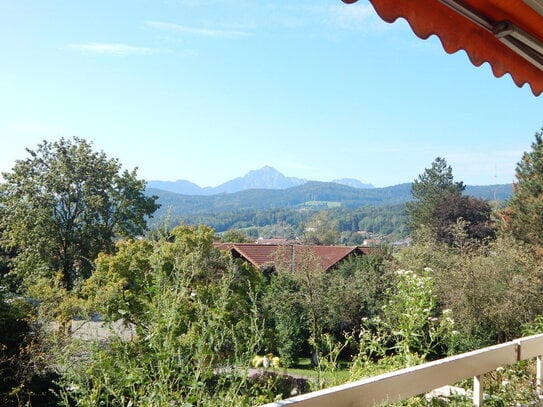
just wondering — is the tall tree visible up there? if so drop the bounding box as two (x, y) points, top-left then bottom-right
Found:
(434, 191), (496, 246)
(407, 157), (465, 238)
(502, 129), (543, 250)
(0, 137), (159, 290)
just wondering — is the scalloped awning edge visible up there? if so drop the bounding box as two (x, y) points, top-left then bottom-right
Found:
(342, 0), (543, 96)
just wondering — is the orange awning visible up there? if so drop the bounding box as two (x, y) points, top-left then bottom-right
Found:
(342, 0), (543, 96)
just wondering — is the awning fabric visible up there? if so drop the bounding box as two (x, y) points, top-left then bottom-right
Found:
(343, 0), (543, 96)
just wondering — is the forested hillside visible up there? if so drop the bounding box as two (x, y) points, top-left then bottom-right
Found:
(148, 181), (512, 216)
(146, 181), (512, 238)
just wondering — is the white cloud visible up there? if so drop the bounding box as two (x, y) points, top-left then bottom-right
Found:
(67, 43), (155, 56)
(147, 21), (250, 38)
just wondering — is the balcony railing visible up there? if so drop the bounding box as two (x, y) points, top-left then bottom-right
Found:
(260, 333), (543, 407)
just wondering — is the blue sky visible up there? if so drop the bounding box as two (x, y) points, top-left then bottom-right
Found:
(1, 0), (542, 188)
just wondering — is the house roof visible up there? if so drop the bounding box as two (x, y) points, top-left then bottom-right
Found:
(216, 243), (377, 272)
(343, 0), (543, 95)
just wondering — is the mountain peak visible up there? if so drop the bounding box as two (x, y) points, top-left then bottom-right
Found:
(214, 166), (306, 193)
(147, 166), (373, 195)
(245, 166), (283, 178)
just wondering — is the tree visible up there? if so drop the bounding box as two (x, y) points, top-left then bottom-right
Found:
(434, 191), (496, 246)
(321, 254), (387, 336)
(0, 137), (159, 291)
(301, 211), (340, 245)
(502, 129), (543, 250)
(0, 288), (61, 406)
(263, 246), (328, 365)
(407, 157), (465, 239)
(263, 271), (309, 366)
(220, 228), (251, 243)
(65, 225), (267, 406)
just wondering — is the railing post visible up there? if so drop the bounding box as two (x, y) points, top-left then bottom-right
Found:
(473, 375), (483, 406)
(537, 355), (543, 398)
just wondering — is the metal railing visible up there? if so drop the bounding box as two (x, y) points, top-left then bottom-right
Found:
(261, 333), (543, 407)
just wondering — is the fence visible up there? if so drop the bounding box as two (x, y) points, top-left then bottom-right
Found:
(260, 333), (543, 407)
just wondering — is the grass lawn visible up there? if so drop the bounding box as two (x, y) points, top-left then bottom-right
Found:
(279, 357), (352, 386)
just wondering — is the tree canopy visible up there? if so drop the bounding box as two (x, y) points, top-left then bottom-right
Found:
(407, 157), (465, 236)
(502, 129), (543, 250)
(0, 137), (159, 290)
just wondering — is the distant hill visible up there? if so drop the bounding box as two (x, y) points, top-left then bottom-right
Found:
(147, 179), (204, 195)
(147, 166), (373, 195)
(146, 181), (513, 221)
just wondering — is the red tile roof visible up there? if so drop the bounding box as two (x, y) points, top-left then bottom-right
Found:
(217, 243), (375, 272)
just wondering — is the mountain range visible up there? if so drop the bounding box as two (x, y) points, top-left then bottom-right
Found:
(145, 167), (513, 221)
(147, 166), (374, 195)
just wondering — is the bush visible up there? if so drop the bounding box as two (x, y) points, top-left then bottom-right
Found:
(57, 225), (277, 406)
(0, 289), (59, 406)
(394, 232), (543, 350)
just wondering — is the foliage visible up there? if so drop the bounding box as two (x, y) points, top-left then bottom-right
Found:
(83, 225), (259, 328)
(154, 193), (495, 245)
(220, 229), (251, 243)
(407, 157), (464, 239)
(320, 254), (387, 336)
(300, 212), (340, 245)
(148, 181), (512, 226)
(395, 232), (543, 349)
(433, 191), (496, 244)
(262, 271), (309, 367)
(0, 137), (159, 291)
(502, 129), (543, 251)
(480, 362), (538, 407)
(350, 268), (455, 379)
(60, 225), (279, 406)
(262, 252), (388, 367)
(381, 361), (539, 407)
(81, 238), (154, 326)
(273, 246), (327, 362)
(0, 289), (60, 406)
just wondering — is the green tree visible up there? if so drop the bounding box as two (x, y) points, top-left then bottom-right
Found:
(434, 191), (496, 246)
(220, 229), (251, 243)
(0, 137), (159, 291)
(407, 157), (465, 240)
(301, 212), (340, 245)
(0, 289), (60, 406)
(263, 271), (309, 366)
(63, 225), (268, 406)
(264, 247), (328, 364)
(502, 129), (543, 250)
(395, 231), (543, 349)
(321, 254), (387, 336)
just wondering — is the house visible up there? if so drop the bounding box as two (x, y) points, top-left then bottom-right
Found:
(214, 243), (379, 273)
